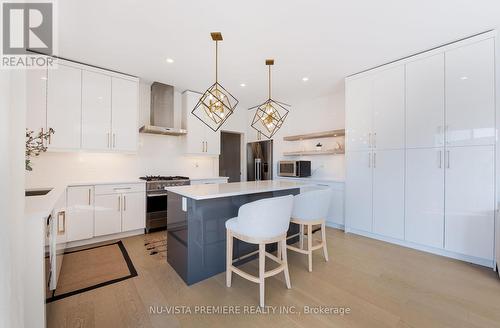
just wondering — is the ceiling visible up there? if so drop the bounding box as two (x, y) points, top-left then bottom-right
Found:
(57, 0), (500, 108)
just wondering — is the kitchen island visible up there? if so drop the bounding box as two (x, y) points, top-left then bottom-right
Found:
(165, 180), (304, 285)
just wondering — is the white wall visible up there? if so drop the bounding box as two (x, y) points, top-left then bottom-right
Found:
(25, 81), (222, 187)
(0, 71), (26, 328)
(247, 87), (346, 181)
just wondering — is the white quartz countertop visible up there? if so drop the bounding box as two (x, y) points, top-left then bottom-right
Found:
(166, 180), (305, 200)
(189, 177), (229, 181)
(25, 185), (66, 222)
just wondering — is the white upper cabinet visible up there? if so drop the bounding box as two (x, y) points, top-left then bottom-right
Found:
(405, 148), (444, 248)
(182, 91), (220, 155)
(444, 145), (495, 260)
(445, 38), (495, 147)
(372, 149), (405, 239)
(345, 75), (372, 152)
(406, 54), (445, 148)
(345, 150), (373, 232)
(47, 64), (82, 150)
(26, 68), (47, 135)
(111, 77), (139, 152)
(82, 71), (112, 150)
(372, 65), (405, 150)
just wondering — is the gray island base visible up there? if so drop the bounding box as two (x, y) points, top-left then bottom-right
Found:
(166, 181), (303, 285)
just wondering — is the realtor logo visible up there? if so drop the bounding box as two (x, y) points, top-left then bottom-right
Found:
(2, 2), (53, 55)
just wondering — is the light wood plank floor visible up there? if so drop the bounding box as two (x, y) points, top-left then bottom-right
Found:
(47, 228), (500, 328)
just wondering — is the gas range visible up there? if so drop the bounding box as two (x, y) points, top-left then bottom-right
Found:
(140, 176), (190, 233)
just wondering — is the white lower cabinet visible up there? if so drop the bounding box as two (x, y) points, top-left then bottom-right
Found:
(94, 194), (123, 237)
(444, 145), (495, 260)
(405, 148), (445, 248)
(122, 192), (146, 232)
(345, 151), (373, 232)
(372, 149), (405, 239)
(66, 186), (94, 242)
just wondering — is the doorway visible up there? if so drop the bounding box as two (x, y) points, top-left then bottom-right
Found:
(219, 131), (242, 182)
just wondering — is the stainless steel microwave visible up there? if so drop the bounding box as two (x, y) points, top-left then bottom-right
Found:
(278, 160), (311, 177)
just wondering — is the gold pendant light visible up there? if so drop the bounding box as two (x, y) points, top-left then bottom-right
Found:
(249, 59), (290, 139)
(192, 32), (239, 132)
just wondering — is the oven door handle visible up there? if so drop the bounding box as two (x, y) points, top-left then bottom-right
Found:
(147, 192), (169, 197)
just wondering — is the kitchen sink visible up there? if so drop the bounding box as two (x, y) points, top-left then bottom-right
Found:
(25, 188), (53, 197)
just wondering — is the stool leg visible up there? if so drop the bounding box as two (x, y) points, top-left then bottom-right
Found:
(299, 224), (304, 250)
(321, 222), (329, 262)
(281, 239), (291, 289)
(277, 240), (282, 260)
(259, 243), (265, 307)
(226, 229), (233, 287)
(307, 224), (313, 272)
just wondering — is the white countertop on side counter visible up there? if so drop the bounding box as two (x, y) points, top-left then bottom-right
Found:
(166, 180), (306, 200)
(25, 185), (66, 222)
(189, 177), (229, 181)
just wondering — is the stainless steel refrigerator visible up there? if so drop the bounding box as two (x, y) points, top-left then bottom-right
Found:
(247, 140), (273, 181)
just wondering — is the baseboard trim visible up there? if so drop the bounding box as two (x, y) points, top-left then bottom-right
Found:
(66, 229), (144, 249)
(344, 227), (494, 268)
(325, 221), (345, 230)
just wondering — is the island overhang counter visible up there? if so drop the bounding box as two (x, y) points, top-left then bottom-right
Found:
(165, 180), (305, 285)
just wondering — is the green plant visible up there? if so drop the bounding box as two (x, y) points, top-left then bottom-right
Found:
(25, 128), (54, 171)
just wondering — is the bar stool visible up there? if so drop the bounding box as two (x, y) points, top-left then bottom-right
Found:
(287, 189), (332, 272)
(225, 195), (294, 307)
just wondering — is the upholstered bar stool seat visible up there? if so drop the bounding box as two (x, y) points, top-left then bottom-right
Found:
(287, 189), (332, 272)
(225, 195), (294, 307)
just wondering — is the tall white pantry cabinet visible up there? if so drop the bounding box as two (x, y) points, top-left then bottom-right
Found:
(345, 32), (497, 267)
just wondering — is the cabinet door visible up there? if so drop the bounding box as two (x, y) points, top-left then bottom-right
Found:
(372, 149), (405, 239)
(121, 192), (146, 232)
(372, 66), (405, 150)
(406, 54), (445, 148)
(445, 145), (494, 260)
(94, 194), (123, 236)
(111, 77), (138, 151)
(183, 91), (208, 154)
(47, 64), (82, 149)
(406, 148), (444, 248)
(345, 76), (372, 152)
(26, 68), (47, 136)
(345, 151), (372, 231)
(66, 186), (94, 242)
(327, 188), (345, 226)
(204, 127), (220, 155)
(82, 70), (112, 150)
(445, 38), (495, 147)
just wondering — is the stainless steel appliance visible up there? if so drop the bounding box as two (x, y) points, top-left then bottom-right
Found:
(247, 140), (273, 181)
(278, 160), (312, 177)
(140, 176), (190, 233)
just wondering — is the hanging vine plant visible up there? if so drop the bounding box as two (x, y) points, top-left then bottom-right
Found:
(25, 128), (55, 171)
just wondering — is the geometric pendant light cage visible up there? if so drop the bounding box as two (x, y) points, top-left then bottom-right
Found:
(249, 59), (290, 139)
(192, 32), (239, 132)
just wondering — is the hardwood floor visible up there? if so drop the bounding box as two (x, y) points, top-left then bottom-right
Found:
(47, 228), (500, 328)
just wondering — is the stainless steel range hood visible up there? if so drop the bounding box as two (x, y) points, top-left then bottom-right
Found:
(139, 82), (187, 136)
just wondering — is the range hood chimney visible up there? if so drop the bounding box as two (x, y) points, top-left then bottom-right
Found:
(139, 82), (187, 136)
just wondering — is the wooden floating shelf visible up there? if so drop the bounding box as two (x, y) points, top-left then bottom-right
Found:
(283, 129), (345, 141)
(283, 149), (345, 156)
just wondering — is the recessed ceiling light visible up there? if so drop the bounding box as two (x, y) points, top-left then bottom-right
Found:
(166, 58), (174, 63)
(240, 83), (246, 87)
(302, 77), (309, 82)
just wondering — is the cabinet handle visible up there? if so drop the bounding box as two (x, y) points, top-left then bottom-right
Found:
(438, 150), (442, 168)
(48, 128), (52, 145)
(88, 189), (91, 205)
(118, 196), (121, 211)
(368, 153), (371, 168)
(446, 150), (450, 169)
(57, 211), (66, 234)
(445, 125), (449, 145)
(373, 132), (377, 148)
(107, 132), (110, 148)
(113, 134), (116, 148)
(123, 196), (126, 211)
(205, 141), (208, 152)
(202, 141), (204, 152)
(373, 152), (376, 168)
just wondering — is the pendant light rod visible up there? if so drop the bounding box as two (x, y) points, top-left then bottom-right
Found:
(266, 59), (274, 99)
(211, 32), (223, 83)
